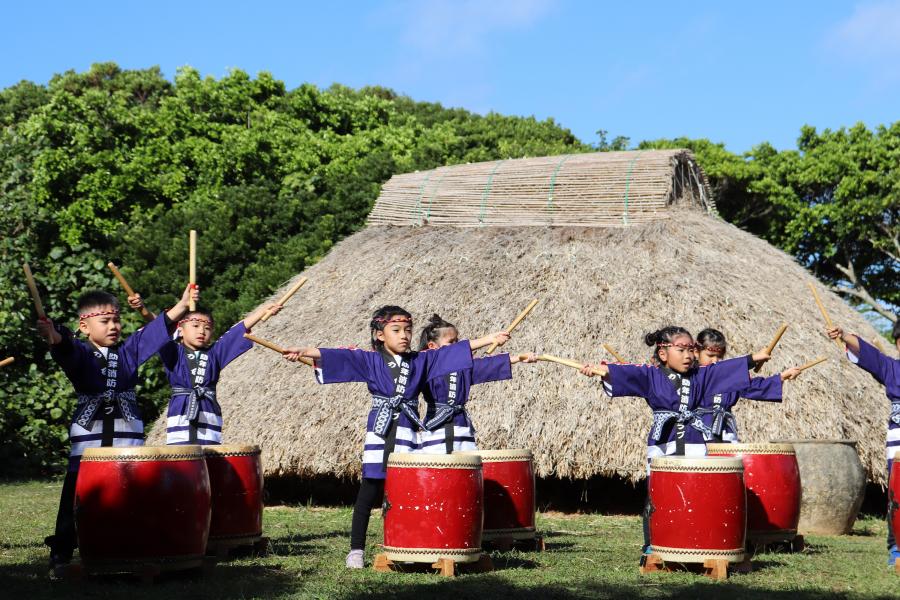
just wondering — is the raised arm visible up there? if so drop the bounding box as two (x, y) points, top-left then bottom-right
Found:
(471, 354), (513, 385)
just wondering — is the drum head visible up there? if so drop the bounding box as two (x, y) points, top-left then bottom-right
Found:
(707, 442), (795, 455)
(81, 445), (204, 462)
(387, 452), (481, 469)
(459, 449), (532, 462)
(650, 455), (743, 473)
(203, 444), (261, 457)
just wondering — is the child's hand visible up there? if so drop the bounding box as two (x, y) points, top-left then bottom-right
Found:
(282, 346), (305, 362)
(491, 331), (511, 348)
(751, 349), (771, 364)
(127, 293), (144, 310)
(36, 317), (62, 345)
(266, 303), (283, 317)
(520, 352), (538, 363)
(781, 366), (802, 381)
(826, 326), (843, 341)
(177, 284), (200, 308)
(580, 363), (597, 377)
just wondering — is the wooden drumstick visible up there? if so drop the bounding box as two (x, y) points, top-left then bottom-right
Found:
(107, 262), (155, 322)
(243, 333), (314, 366)
(535, 353), (604, 376)
(260, 277), (308, 323)
(753, 323), (788, 373)
(796, 356), (828, 372)
(807, 282), (843, 351)
(0, 357), (14, 368)
(189, 230), (197, 311)
(602, 343), (625, 363)
(486, 299), (539, 354)
(23, 263), (46, 319)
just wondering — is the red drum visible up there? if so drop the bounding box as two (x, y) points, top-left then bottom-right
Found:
(707, 443), (801, 544)
(383, 452), (483, 563)
(203, 444), (264, 550)
(649, 456), (746, 563)
(75, 445), (211, 570)
(890, 453), (900, 547)
(463, 449), (535, 542)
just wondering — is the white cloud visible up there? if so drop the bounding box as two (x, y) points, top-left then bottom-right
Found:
(828, 1), (900, 63)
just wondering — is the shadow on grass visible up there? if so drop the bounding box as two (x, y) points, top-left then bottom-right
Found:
(268, 529), (347, 556)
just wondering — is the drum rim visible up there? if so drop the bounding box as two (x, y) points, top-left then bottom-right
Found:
(457, 449), (533, 462)
(650, 455), (743, 472)
(202, 443), (261, 456)
(81, 445), (204, 461)
(706, 442), (795, 455)
(387, 452), (481, 468)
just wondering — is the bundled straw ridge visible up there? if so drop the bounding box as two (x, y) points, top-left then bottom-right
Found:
(148, 211), (891, 485)
(367, 149), (714, 227)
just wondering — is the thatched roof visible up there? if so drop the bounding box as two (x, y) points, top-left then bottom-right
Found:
(148, 150), (890, 485)
(367, 150), (714, 227)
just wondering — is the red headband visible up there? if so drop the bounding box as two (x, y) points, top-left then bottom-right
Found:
(657, 342), (698, 351)
(178, 316), (213, 327)
(700, 345), (726, 354)
(373, 316), (412, 325)
(79, 309), (120, 320)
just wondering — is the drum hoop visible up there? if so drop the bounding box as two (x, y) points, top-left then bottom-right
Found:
(387, 453), (481, 468)
(203, 444), (261, 457)
(459, 449), (533, 463)
(706, 443), (795, 456)
(650, 456), (743, 473)
(81, 445), (204, 461)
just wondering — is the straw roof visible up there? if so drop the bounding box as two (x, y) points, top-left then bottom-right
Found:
(147, 151), (891, 485)
(367, 150), (714, 227)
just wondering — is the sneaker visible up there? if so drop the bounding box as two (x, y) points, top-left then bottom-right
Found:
(888, 545), (900, 567)
(346, 549), (364, 569)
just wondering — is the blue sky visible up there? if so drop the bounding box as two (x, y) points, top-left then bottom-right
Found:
(3, 1), (899, 152)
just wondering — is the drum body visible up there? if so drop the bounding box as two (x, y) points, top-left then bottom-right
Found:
(707, 443), (801, 543)
(204, 444), (264, 549)
(75, 445), (211, 570)
(463, 449), (535, 541)
(383, 452), (483, 563)
(649, 456), (746, 563)
(890, 454), (900, 546)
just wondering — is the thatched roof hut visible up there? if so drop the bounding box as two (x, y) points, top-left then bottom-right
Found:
(149, 150), (892, 485)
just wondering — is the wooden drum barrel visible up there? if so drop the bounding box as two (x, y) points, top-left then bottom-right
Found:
(383, 452), (483, 563)
(649, 456), (746, 563)
(74, 445), (211, 571)
(707, 443), (801, 544)
(462, 449), (536, 542)
(203, 444), (264, 551)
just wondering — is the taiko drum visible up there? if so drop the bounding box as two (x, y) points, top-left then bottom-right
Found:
(383, 452), (484, 563)
(203, 444), (264, 550)
(649, 456), (746, 563)
(890, 453), (900, 547)
(707, 442), (801, 544)
(462, 449), (535, 542)
(74, 445), (211, 570)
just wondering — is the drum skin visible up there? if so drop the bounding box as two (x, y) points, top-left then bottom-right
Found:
(203, 444), (264, 547)
(383, 452), (483, 563)
(649, 456), (746, 563)
(707, 443), (801, 543)
(75, 445), (211, 569)
(462, 449), (535, 541)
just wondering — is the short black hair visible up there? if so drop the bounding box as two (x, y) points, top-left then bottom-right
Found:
(696, 328), (727, 354)
(76, 290), (119, 314)
(418, 314), (456, 350)
(181, 308), (214, 322)
(369, 305), (413, 351)
(644, 326), (693, 365)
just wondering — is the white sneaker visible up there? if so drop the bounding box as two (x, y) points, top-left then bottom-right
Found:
(346, 549), (364, 569)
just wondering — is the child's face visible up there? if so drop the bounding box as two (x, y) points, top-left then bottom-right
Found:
(657, 334), (697, 373)
(376, 321), (412, 355)
(697, 347), (726, 366)
(179, 317), (214, 350)
(426, 327), (459, 350)
(78, 305), (122, 347)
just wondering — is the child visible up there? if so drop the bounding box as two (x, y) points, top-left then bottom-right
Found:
(695, 328), (802, 442)
(580, 326), (770, 563)
(282, 305), (509, 569)
(36, 284), (197, 572)
(827, 321), (900, 566)
(129, 295), (283, 445)
(416, 313), (537, 454)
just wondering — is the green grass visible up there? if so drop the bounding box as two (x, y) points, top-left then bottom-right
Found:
(1, 478), (897, 599)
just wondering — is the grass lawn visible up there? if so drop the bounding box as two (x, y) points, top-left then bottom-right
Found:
(0, 478), (897, 599)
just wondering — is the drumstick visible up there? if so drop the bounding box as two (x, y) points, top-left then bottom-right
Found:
(243, 333), (314, 366)
(486, 299), (539, 354)
(107, 262), (155, 322)
(807, 282), (843, 351)
(534, 353), (604, 376)
(189, 230), (197, 311)
(260, 277), (308, 323)
(0, 357), (14, 368)
(796, 356), (828, 373)
(753, 323), (788, 373)
(602, 343), (625, 363)
(22, 263), (46, 319)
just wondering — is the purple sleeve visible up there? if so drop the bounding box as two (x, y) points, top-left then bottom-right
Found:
(423, 340), (474, 380)
(158, 339), (180, 371)
(317, 348), (373, 384)
(471, 354), (513, 385)
(49, 324), (89, 373)
(119, 312), (175, 366)
(741, 374), (783, 402)
(696, 355), (752, 397)
(209, 322), (253, 368)
(854, 338), (897, 387)
(605, 364), (652, 398)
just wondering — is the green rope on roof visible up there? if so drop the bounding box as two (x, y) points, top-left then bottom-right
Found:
(478, 160), (505, 226)
(413, 172), (432, 225)
(622, 153), (641, 226)
(547, 155), (571, 211)
(424, 174), (444, 221)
